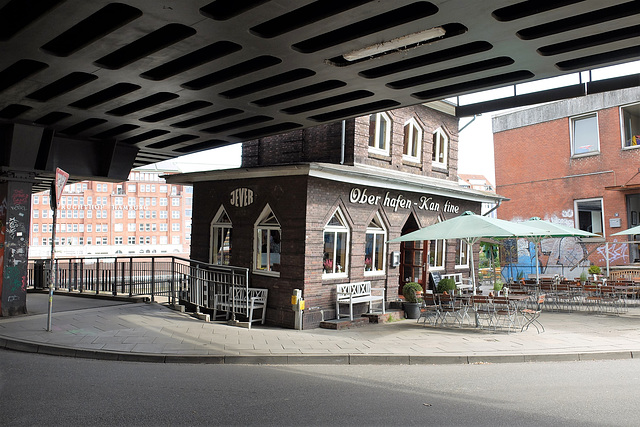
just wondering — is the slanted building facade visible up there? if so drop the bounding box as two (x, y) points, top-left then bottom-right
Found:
(168, 103), (502, 329)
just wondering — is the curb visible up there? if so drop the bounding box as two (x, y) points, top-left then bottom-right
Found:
(0, 335), (636, 365)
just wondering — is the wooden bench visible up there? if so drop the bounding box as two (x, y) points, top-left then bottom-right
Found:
(213, 286), (268, 329)
(336, 281), (385, 321)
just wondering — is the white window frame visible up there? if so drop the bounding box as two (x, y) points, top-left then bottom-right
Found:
(368, 112), (391, 155)
(403, 118), (423, 162)
(620, 102), (640, 149)
(570, 113), (599, 156)
(455, 239), (470, 269)
(253, 204), (281, 276)
(428, 239), (446, 271)
(323, 207), (350, 279)
(209, 206), (232, 265)
(575, 198), (605, 237)
(364, 212), (386, 276)
(432, 127), (449, 168)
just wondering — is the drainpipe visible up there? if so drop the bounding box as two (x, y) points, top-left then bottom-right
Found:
(340, 120), (345, 165)
(459, 114), (479, 133)
(483, 199), (502, 217)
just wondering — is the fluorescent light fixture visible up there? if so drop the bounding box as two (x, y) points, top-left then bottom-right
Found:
(343, 26), (446, 61)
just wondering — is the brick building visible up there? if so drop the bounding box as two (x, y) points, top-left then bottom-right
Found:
(168, 103), (502, 329)
(493, 87), (640, 276)
(28, 165), (193, 258)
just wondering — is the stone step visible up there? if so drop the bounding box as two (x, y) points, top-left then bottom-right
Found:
(319, 310), (405, 329)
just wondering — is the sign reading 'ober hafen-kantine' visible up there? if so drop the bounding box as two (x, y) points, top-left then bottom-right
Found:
(349, 187), (460, 214)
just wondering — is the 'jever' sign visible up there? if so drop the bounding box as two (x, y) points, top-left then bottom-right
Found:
(230, 187), (254, 207)
(349, 187), (460, 214)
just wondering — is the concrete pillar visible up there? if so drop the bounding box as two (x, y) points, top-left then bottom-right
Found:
(0, 179), (32, 316)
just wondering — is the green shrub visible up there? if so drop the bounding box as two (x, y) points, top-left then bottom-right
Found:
(402, 282), (423, 303)
(493, 281), (503, 292)
(588, 265), (601, 275)
(436, 278), (456, 294)
(579, 271), (588, 283)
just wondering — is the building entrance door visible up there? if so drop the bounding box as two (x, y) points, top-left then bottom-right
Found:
(398, 215), (428, 295)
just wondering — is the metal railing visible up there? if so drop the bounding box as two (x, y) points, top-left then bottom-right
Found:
(28, 255), (250, 316)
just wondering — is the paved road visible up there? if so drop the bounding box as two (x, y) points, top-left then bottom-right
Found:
(2, 349), (639, 426)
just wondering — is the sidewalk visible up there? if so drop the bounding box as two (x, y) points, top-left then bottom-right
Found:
(2, 292), (640, 364)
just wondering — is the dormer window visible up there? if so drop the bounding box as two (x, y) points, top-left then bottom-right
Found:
(368, 112), (391, 155)
(403, 118), (422, 162)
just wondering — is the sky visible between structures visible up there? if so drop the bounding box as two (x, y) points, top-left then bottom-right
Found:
(170, 60), (640, 188)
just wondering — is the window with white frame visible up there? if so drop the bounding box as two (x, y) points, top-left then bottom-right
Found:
(210, 206), (232, 265)
(114, 237), (123, 245)
(171, 236), (180, 245)
(365, 212), (386, 275)
(368, 112), (391, 155)
(128, 236), (135, 244)
(571, 113), (599, 155)
(432, 127), (449, 168)
(575, 198), (604, 236)
(621, 102), (640, 148)
(114, 223), (123, 232)
(455, 240), (469, 268)
(33, 210), (39, 218)
(33, 224), (39, 233)
(428, 239), (445, 270)
(403, 118), (422, 162)
(323, 208), (349, 276)
(172, 223), (180, 232)
(254, 205), (281, 274)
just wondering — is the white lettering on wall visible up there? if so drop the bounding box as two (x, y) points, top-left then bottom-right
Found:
(230, 188), (254, 207)
(349, 187), (461, 214)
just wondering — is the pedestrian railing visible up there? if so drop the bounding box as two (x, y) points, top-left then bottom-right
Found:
(28, 256), (251, 320)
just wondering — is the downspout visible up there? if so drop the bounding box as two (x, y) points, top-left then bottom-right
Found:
(483, 198), (502, 217)
(459, 114), (479, 133)
(340, 120), (345, 165)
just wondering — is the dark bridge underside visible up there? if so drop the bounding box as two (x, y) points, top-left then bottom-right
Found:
(1, 0), (639, 191)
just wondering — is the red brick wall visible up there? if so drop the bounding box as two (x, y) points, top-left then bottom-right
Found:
(494, 105), (640, 266)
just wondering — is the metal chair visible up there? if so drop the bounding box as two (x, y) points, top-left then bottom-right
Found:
(417, 292), (440, 326)
(521, 294), (546, 333)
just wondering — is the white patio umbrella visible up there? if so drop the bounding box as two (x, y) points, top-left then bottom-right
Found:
(388, 211), (540, 294)
(612, 224), (640, 236)
(523, 217), (599, 283)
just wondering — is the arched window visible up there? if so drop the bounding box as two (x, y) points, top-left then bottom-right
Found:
(403, 118), (423, 162)
(323, 208), (350, 277)
(365, 212), (386, 275)
(432, 127), (449, 168)
(209, 206), (232, 265)
(368, 112), (391, 155)
(254, 204), (281, 275)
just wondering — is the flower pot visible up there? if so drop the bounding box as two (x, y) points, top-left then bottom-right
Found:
(403, 302), (421, 319)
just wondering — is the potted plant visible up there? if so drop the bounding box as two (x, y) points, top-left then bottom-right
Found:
(579, 271), (588, 285)
(436, 278), (456, 294)
(588, 265), (601, 280)
(402, 282), (423, 319)
(323, 258), (333, 274)
(491, 281), (503, 297)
